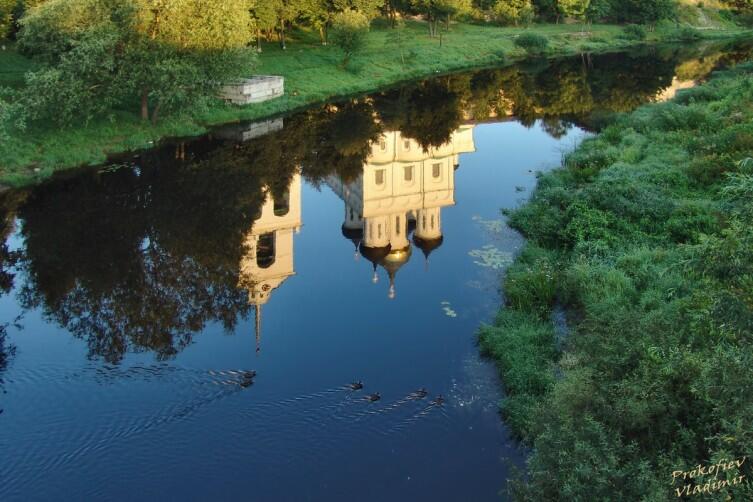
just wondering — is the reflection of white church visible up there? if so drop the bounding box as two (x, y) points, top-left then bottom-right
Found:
(238, 174), (302, 353)
(326, 125), (476, 299)
(237, 125), (476, 353)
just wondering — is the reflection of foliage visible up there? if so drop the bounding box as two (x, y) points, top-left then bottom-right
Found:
(4, 40), (752, 364)
(372, 41), (753, 143)
(0, 192), (23, 373)
(16, 154), (272, 363)
(374, 79), (463, 149)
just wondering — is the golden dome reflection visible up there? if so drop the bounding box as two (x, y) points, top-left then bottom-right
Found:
(326, 126), (475, 299)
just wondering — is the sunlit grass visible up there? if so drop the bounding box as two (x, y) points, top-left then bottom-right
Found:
(0, 19), (750, 187)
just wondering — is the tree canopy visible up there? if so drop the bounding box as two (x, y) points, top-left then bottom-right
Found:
(10, 0), (257, 125)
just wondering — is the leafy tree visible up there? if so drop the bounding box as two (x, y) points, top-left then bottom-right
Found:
(609, 0), (676, 26)
(0, 0), (14, 39)
(335, 0), (386, 19)
(329, 9), (369, 67)
(300, 0), (336, 44)
(585, 0), (610, 24)
(250, 0), (279, 50)
(439, 0), (473, 28)
(411, 0), (456, 37)
(558, 0), (590, 29)
(533, 0), (563, 22)
(721, 0), (753, 12)
(0, 0), (48, 40)
(14, 0), (257, 124)
(385, 0), (412, 26)
(494, 0), (535, 26)
(269, 0), (306, 50)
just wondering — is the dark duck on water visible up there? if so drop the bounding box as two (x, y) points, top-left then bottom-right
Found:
(240, 371), (257, 388)
(366, 392), (381, 402)
(348, 381), (364, 391)
(411, 388), (428, 399)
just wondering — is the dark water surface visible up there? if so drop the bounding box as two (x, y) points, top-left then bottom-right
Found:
(0, 42), (751, 501)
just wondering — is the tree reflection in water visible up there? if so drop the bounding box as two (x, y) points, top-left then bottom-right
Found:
(1, 40), (751, 363)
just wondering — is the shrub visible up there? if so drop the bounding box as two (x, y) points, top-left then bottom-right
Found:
(503, 245), (560, 316)
(479, 309), (557, 439)
(675, 26), (701, 41)
(514, 32), (549, 55)
(329, 10), (369, 68)
(622, 24), (647, 40)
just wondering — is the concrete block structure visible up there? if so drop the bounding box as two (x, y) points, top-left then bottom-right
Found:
(216, 118), (284, 142)
(220, 76), (284, 105)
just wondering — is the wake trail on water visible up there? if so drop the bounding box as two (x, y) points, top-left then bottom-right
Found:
(0, 364), (450, 495)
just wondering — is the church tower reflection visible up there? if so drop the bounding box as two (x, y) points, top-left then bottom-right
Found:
(238, 173), (302, 352)
(327, 125), (476, 298)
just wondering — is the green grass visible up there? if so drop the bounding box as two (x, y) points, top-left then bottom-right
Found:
(1, 18), (751, 187)
(0, 42), (38, 88)
(481, 61), (753, 499)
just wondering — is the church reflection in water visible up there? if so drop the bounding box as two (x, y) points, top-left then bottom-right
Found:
(238, 173), (302, 353)
(237, 125), (476, 349)
(327, 126), (476, 298)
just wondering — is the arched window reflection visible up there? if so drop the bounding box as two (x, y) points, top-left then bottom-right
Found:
(257, 233), (276, 269)
(274, 191), (290, 217)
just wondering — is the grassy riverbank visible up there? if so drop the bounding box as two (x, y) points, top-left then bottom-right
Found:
(1, 18), (751, 187)
(480, 62), (753, 498)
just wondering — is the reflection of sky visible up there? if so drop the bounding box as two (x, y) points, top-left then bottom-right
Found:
(0, 121), (586, 501)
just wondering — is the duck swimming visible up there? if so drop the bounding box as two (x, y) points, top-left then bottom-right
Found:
(348, 381), (364, 391)
(411, 388), (428, 399)
(432, 395), (445, 406)
(239, 370), (256, 388)
(366, 392), (381, 402)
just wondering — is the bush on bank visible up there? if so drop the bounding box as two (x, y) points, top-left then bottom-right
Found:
(481, 63), (753, 499)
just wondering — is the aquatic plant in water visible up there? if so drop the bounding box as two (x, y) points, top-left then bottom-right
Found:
(468, 245), (513, 270)
(472, 215), (505, 235)
(441, 301), (458, 318)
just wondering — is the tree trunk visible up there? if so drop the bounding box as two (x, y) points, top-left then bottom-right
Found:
(151, 101), (162, 125)
(280, 19), (286, 50)
(141, 88), (149, 121)
(257, 28), (262, 52)
(319, 26), (327, 45)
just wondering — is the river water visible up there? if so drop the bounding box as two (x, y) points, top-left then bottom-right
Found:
(0, 41), (750, 501)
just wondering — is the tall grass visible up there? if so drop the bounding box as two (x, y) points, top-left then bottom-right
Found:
(482, 62), (753, 499)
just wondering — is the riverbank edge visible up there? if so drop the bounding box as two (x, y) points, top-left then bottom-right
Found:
(478, 58), (753, 497)
(1, 24), (751, 189)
